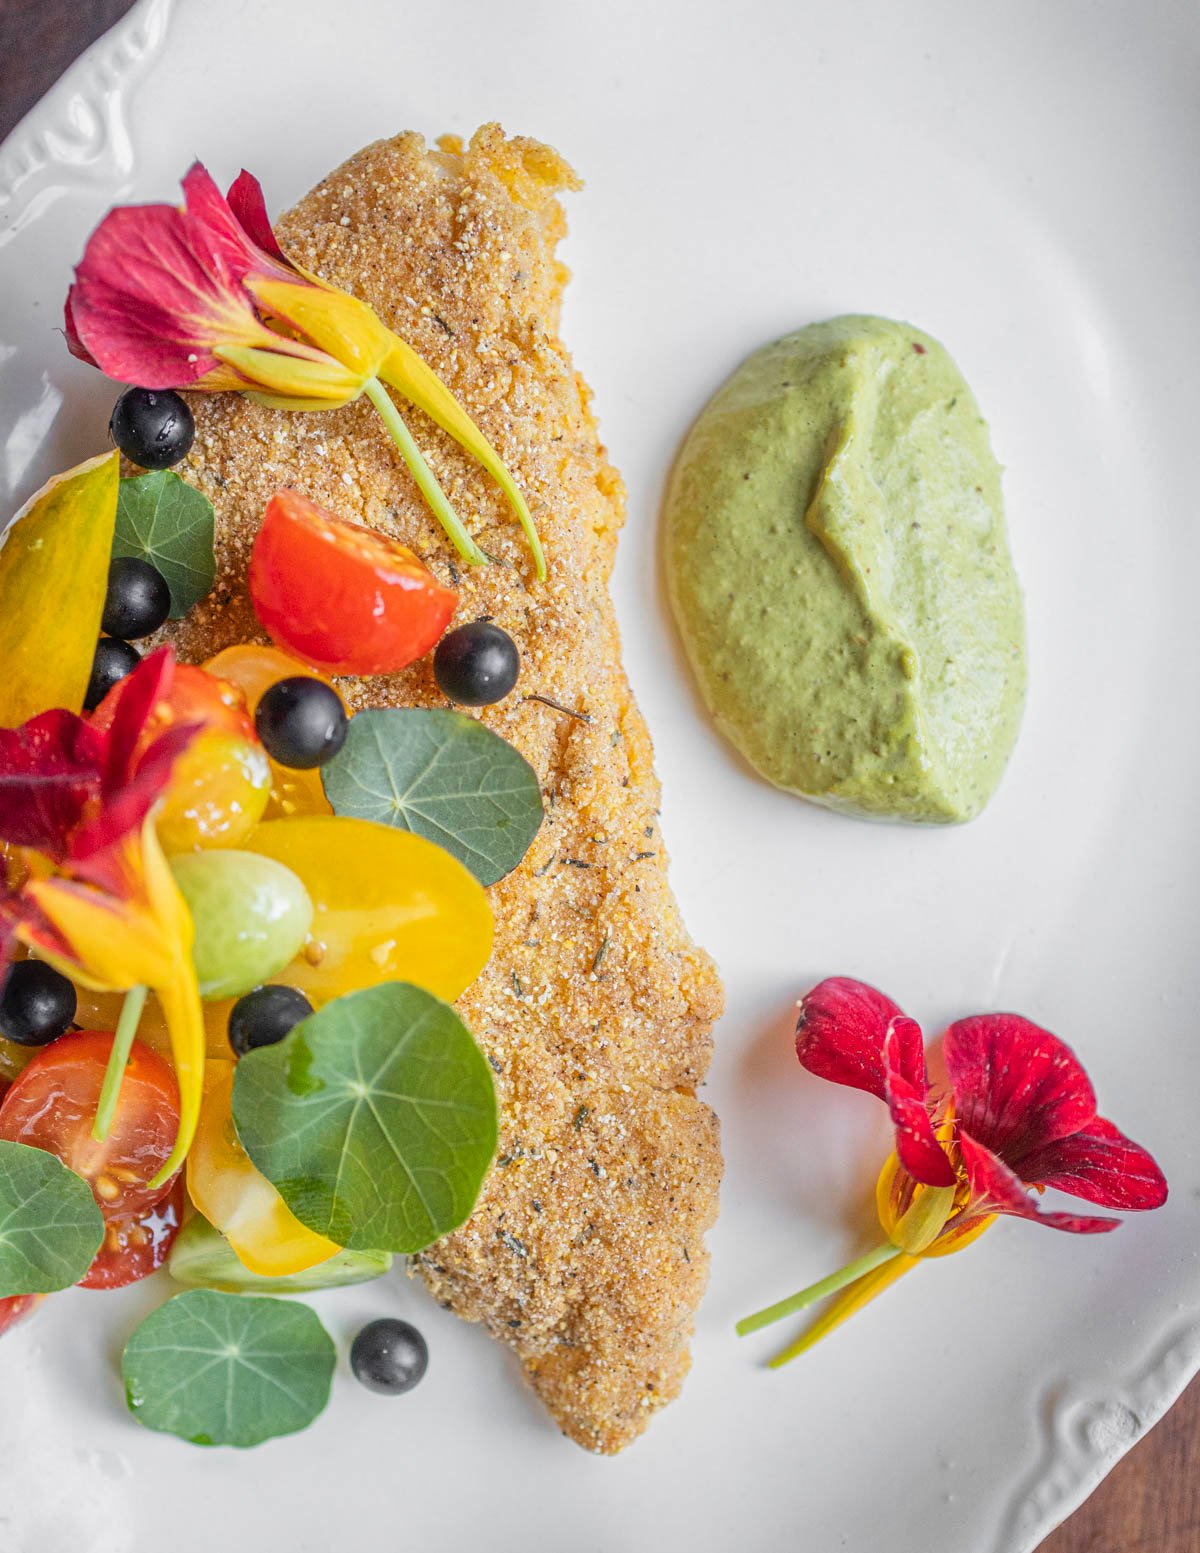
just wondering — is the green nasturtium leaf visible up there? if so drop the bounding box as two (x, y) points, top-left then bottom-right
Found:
(0, 1139), (104, 1295)
(122, 1289), (335, 1447)
(321, 707), (543, 887)
(231, 982), (498, 1253)
(114, 470), (216, 617)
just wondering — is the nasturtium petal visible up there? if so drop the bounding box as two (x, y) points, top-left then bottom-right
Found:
(957, 1131), (1121, 1235)
(0, 1139), (104, 1295)
(796, 977), (925, 1102)
(122, 1289), (335, 1447)
(0, 452), (118, 726)
(231, 982), (498, 1253)
(796, 977), (955, 1188)
(114, 470), (216, 617)
(944, 1013), (1098, 1165)
(1016, 1115), (1168, 1211)
(321, 707), (543, 886)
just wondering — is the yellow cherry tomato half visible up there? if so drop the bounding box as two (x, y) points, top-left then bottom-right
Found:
(187, 1061), (339, 1278)
(156, 731), (271, 852)
(203, 645), (341, 821)
(242, 817), (493, 1006)
(93, 662), (271, 852)
(153, 667), (271, 851)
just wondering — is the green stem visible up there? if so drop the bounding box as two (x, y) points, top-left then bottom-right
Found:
(364, 378), (489, 569)
(735, 1242), (902, 1337)
(92, 985), (148, 1142)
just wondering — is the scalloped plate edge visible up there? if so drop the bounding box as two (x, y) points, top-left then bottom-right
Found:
(0, 0), (174, 246)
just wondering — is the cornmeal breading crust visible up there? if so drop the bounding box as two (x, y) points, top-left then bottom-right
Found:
(165, 126), (723, 1453)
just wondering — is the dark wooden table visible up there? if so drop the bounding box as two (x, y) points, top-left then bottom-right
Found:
(1, 0), (1195, 1546)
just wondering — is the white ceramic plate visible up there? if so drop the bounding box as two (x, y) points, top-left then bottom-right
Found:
(1, 2), (1197, 1548)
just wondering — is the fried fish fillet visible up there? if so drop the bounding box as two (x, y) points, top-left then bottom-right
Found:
(164, 126), (723, 1454)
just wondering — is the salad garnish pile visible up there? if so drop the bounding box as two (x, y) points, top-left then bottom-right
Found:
(0, 164), (551, 1444)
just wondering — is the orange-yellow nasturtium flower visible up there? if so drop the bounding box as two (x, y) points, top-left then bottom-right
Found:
(64, 163), (545, 578)
(0, 649), (205, 1187)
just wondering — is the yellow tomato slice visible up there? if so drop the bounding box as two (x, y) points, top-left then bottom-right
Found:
(186, 1061), (339, 1277)
(155, 731), (272, 852)
(242, 816), (493, 1005)
(202, 645), (341, 820)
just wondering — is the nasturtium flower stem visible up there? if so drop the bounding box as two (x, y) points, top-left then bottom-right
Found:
(735, 1242), (903, 1337)
(363, 378), (489, 570)
(92, 984), (148, 1142)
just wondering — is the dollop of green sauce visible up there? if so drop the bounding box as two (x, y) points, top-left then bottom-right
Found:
(665, 315), (1026, 824)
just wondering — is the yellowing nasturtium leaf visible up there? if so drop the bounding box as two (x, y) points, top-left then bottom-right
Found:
(0, 451), (118, 726)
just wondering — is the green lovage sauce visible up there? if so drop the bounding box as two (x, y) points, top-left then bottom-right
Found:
(665, 316), (1026, 823)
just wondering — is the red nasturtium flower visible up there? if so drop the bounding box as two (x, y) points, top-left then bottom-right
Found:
(737, 977), (1168, 1366)
(0, 648), (205, 1187)
(63, 163), (545, 577)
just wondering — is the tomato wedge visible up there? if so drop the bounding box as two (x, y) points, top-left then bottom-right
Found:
(0, 1031), (180, 1217)
(0, 1294), (42, 1338)
(249, 489), (457, 674)
(79, 1175), (185, 1290)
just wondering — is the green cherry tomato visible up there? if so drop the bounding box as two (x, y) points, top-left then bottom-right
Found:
(169, 851), (313, 1000)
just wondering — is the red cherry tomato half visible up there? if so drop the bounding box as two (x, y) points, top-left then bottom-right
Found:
(78, 1175), (185, 1290)
(0, 1031), (180, 1217)
(249, 489), (458, 675)
(93, 660), (257, 745)
(0, 1294), (42, 1338)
